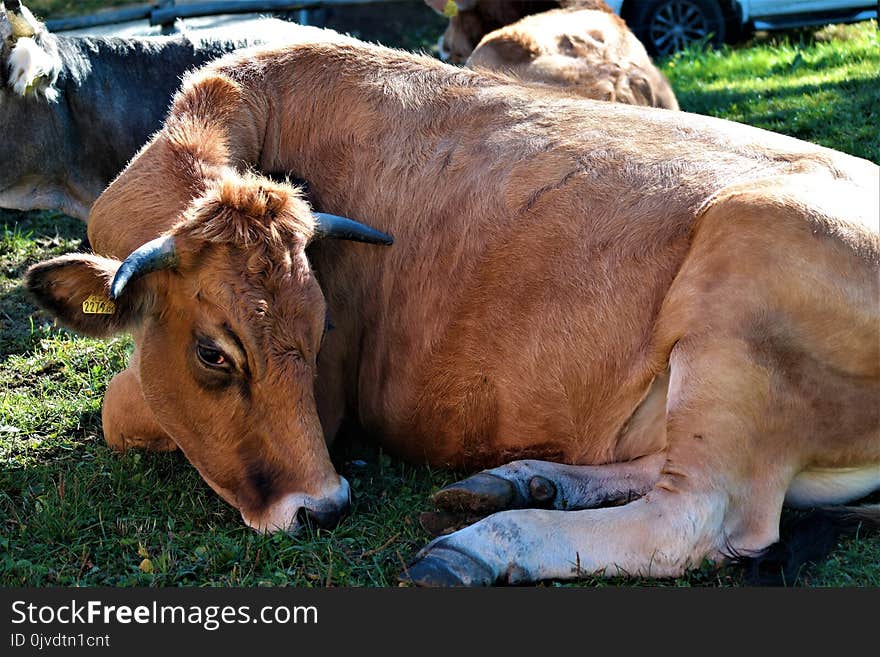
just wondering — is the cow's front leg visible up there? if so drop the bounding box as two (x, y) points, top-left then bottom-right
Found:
(421, 454), (665, 536)
(403, 487), (728, 586)
(404, 323), (806, 585)
(436, 453), (665, 512)
(102, 366), (177, 452)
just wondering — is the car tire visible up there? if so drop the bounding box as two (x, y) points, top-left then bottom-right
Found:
(629, 0), (727, 56)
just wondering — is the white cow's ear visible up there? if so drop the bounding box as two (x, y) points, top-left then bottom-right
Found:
(6, 35), (61, 100)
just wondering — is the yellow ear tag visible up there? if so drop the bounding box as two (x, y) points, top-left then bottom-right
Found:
(443, 0), (458, 17)
(82, 295), (116, 315)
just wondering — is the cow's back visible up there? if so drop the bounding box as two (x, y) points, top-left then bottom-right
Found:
(364, 96), (877, 465)
(256, 52), (874, 465)
(332, 61), (876, 465)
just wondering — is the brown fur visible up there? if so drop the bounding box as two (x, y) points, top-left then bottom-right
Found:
(25, 31), (880, 579)
(425, 0), (612, 64)
(466, 7), (679, 109)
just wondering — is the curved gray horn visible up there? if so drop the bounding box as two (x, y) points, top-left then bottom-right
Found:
(110, 235), (178, 300)
(313, 212), (394, 246)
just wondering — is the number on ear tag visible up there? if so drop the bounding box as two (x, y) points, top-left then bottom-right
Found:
(82, 295), (116, 315)
(443, 0), (458, 17)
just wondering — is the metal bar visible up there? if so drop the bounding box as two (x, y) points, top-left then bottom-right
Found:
(43, 0), (411, 33)
(150, 0), (410, 26)
(44, 5), (154, 32)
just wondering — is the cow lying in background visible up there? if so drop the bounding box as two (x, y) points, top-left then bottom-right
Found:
(467, 6), (678, 108)
(26, 29), (879, 586)
(424, 0), (564, 64)
(425, 0), (677, 109)
(0, 1), (306, 220)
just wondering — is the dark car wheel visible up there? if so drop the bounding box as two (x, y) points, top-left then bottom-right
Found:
(631, 0), (727, 56)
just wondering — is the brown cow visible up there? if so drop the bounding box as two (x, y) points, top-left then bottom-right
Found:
(424, 0), (607, 64)
(465, 6), (679, 109)
(25, 29), (880, 586)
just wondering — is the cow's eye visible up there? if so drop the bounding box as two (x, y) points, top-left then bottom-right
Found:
(197, 343), (229, 369)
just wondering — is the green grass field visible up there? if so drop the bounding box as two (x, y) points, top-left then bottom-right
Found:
(1, 19), (879, 587)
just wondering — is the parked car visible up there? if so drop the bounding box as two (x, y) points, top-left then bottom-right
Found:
(605, 0), (878, 54)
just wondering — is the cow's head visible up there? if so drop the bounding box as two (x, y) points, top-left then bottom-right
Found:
(26, 174), (393, 532)
(424, 0), (486, 64)
(1, 1), (61, 100)
(468, 31), (663, 107)
(426, 1), (584, 64)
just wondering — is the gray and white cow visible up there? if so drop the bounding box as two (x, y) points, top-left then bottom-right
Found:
(0, 1), (304, 220)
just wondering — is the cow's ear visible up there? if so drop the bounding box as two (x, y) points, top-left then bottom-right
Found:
(3, 2), (62, 100)
(6, 35), (62, 100)
(625, 68), (657, 108)
(25, 253), (157, 337)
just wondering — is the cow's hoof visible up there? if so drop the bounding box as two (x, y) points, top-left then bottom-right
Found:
(432, 473), (519, 513)
(400, 547), (494, 587)
(418, 510), (486, 537)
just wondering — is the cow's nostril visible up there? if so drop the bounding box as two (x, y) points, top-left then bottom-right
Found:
(299, 498), (351, 530)
(295, 506), (312, 529)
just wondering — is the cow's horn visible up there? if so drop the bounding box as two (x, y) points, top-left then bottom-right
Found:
(110, 235), (178, 300)
(5, 1), (37, 39)
(313, 212), (394, 246)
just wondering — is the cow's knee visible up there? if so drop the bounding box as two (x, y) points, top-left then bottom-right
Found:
(102, 368), (176, 452)
(659, 337), (796, 555)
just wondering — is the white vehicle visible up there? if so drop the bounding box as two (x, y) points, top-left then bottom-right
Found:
(605, 1), (878, 54)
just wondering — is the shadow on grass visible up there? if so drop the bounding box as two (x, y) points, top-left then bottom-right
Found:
(675, 74), (880, 160)
(0, 209), (87, 246)
(2, 406), (873, 587)
(0, 430), (450, 587)
(0, 441), (235, 586)
(0, 210), (89, 359)
(676, 70), (878, 114)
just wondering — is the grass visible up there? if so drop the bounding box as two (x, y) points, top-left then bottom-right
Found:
(665, 21), (880, 162)
(2, 19), (879, 588)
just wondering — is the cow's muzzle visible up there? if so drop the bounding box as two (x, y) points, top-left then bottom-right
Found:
(242, 476), (351, 533)
(297, 495), (351, 530)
